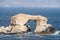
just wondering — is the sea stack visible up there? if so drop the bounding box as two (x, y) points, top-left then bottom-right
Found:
(0, 13), (56, 34)
(10, 13), (48, 33)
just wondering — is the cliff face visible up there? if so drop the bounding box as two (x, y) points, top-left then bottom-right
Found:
(0, 13), (56, 34)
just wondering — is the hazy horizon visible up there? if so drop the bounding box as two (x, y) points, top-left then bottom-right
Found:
(0, 0), (60, 8)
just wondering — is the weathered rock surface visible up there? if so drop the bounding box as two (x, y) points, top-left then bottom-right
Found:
(10, 13), (49, 33)
(0, 13), (57, 34)
(34, 24), (56, 34)
(34, 16), (48, 33)
(0, 26), (6, 33)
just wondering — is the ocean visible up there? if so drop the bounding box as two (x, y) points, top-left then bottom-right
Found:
(0, 7), (60, 40)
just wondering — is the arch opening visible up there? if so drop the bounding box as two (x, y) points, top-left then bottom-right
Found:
(26, 20), (36, 32)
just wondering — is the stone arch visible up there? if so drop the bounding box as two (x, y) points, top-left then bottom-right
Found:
(0, 13), (56, 34)
(10, 13), (55, 34)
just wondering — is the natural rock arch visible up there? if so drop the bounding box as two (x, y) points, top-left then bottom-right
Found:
(10, 13), (55, 34)
(0, 13), (56, 34)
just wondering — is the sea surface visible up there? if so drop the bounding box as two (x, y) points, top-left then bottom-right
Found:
(0, 7), (60, 40)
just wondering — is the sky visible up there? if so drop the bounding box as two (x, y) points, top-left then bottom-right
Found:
(0, 0), (60, 8)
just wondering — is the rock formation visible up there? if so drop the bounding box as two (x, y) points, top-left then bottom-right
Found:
(10, 14), (37, 33)
(0, 13), (56, 34)
(34, 24), (56, 34)
(10, 13), (48, 33)
(34, 16), (48, 33)
(0, 26), (6, 33)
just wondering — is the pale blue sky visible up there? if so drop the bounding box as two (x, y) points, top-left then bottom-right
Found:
(0, 0), (60, 7)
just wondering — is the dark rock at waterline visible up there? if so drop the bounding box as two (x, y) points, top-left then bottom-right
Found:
(58, 32), (60, 34)
(34, 27), (56, 34)
(46, 27), (56, 32)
